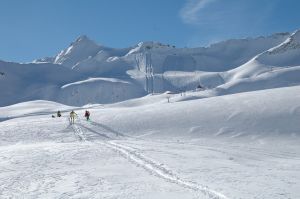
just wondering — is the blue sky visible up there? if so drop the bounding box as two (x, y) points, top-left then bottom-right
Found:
(0, 0), (299, 62)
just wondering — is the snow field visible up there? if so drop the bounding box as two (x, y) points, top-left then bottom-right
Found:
(0, 85), (300, 198)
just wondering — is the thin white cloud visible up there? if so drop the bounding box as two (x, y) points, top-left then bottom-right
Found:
(180, 0), (218, 25)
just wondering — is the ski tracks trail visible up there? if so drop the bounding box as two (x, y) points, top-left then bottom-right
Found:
(70, 119), (229, 199)
(104, 141), (229, 199)
(71, 124), (87, 141)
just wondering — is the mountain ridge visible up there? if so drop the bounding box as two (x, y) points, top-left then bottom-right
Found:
(1, 30), (300, 106)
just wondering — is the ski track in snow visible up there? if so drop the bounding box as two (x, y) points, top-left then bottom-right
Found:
(103, 142), (229, 199)
(71, 119), (229, 199)
(71, 124), (86, 141)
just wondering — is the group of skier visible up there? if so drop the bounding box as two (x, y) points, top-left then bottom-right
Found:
(52, 110), (90, 124)
(69, 110), (91, 124)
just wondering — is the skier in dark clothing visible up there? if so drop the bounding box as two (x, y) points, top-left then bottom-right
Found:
(57, 111), (61, 117)
(84, 110), (90, 121)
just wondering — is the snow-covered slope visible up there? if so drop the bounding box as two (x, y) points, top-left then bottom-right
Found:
(0, 100), (75, 121)
(0, 60), (146, 106)
(58, 77), (146, 105)
(216, 30), (300, 95)
(0, 85), (299, 199)
(95, 85), (300, 140)
(258, 30), (300, 67)
(0, 60), (81, 106)
(1, 30), (300, 106)
(3, 85), (299, 140)
(125, 33), (290, 73)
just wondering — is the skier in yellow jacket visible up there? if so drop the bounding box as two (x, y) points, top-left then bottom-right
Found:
(69, 110), (77, 124)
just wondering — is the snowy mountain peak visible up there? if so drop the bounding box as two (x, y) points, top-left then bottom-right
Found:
(69, 35), (99, 49)
(75, 35), (90, 43)
(267, 30), (300, 55)
(248, 29), (300, 69)
(33, 35), (100, 65)
(53, 35), (101, 68)
(290, 29), (300, 43)
(70, 35), (99, 49)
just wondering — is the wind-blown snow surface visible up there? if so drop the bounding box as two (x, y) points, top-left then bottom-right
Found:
(2, 30), (300, 106)
(0, 86), (299, 199)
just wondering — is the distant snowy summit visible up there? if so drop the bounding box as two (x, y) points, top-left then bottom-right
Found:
(34, 35), (101, 68)
(34, 32), (293, 72)
(2, 29), (300, 106)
